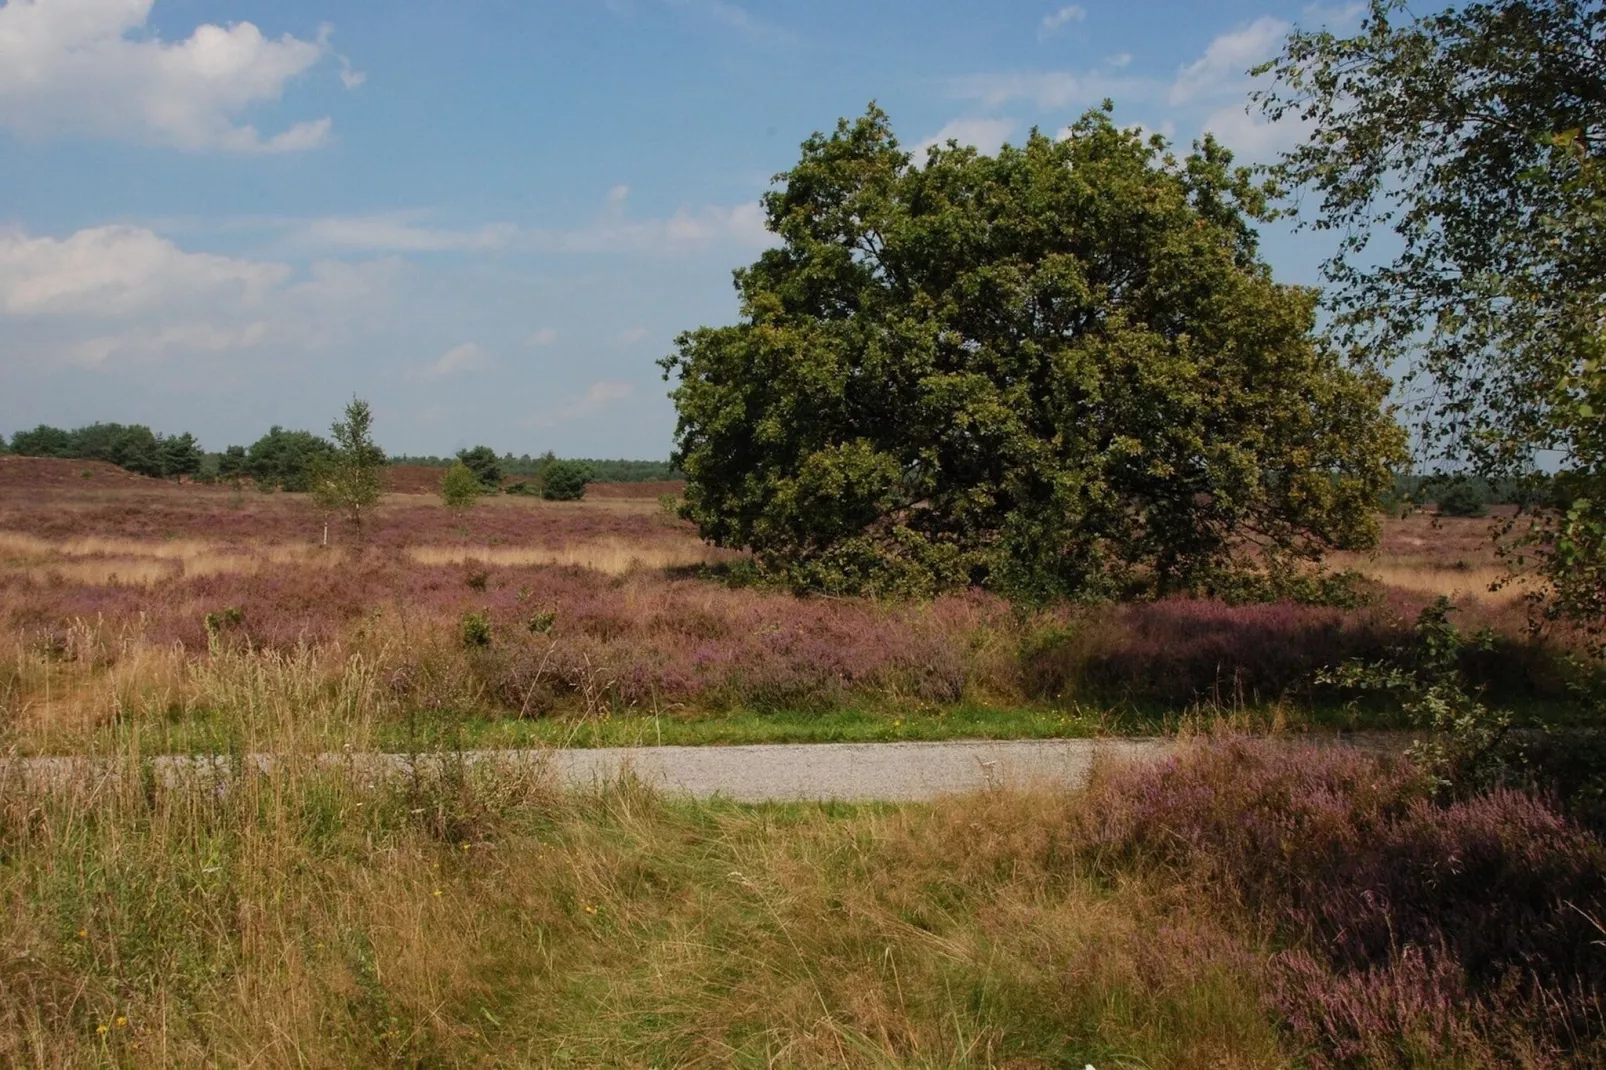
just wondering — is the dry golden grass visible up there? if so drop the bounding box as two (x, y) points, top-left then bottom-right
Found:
(0, 531), (342, 586)
(1351, 559), (1528, 603)
(407, 538), (727, 574)
(0, 734), (1291, 1067)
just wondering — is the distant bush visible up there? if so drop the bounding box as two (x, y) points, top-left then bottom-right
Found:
(387, 453), (682, 483)
(456, 445), (502, 491)
(540, 460), (592, 501)
(1435, 480), (1489, 517)
(440, 461), (481, 511)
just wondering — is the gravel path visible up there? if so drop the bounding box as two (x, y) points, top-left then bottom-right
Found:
(545, 738), (1176, 801)
(5, 739), (1175, 803)
(4, 736), (1405, 803)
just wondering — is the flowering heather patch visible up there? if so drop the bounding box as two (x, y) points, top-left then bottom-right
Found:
(1079, 740), (1606, 1066)
(0, 480), (1584, 740)
(1025, 598), (1410, 706)
(0, 485), (694, 553)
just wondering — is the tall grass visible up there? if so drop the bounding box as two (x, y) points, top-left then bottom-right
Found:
(4, 733), (1602, 1065)
(0, 743), (1289, 1067)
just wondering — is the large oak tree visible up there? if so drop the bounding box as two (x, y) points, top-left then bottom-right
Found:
(663, 106), (1406, 599)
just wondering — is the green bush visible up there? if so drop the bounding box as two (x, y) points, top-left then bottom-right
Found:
(440, 462), (481, 511)
(540, 460), (592, 501)
(460, 611), (492, 649)
(1436, 481), (1489, 518)
(456, 445), (502, 491)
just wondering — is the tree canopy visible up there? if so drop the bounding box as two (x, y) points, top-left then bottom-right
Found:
(663, 105), (1406, 599)
(455, 445), (503, 490)
(1255, 0), (1606, 632)
(243, 427), (336, 493)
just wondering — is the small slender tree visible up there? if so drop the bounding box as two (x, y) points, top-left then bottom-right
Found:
(312, 398), (387, 534)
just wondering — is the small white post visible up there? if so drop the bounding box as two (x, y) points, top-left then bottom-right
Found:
(322, 522), (328, 547)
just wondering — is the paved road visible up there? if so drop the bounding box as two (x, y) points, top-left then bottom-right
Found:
(4, 735), (1405, 803)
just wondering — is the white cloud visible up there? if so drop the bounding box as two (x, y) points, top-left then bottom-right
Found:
(1200, 103), (1308, 160)
(426, 342), (486, 378)
(0, 224), (400, 369)
(0, 225), (289, 316)
(1038, 5), (1086, 39)
(1169, 16), (1288, 105)
(0, 0), (335, 152)
(917, 117), (1018, 156)
(1106, 52), (1132, 69)
(527, 327), (558, 347)
(296, 213), (517, 252)
(618, 326), (649, 343)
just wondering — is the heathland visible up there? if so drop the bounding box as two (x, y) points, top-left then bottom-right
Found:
(2, 456), (1604, 1066)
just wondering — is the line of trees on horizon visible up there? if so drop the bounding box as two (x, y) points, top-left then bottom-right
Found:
(1, 422), (679, 488)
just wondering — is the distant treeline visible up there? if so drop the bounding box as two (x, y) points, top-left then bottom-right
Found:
(3, 422), (678, 489)
(389, 454), (681, 482)
(1391, 472), (1554, 516)
(4, 423), (204, 479)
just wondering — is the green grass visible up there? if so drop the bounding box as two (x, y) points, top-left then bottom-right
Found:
(384, 702), (1127, 750)
(71, 696), (1415, 755)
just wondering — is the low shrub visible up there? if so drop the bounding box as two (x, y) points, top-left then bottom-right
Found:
(459, 611), (492, 649)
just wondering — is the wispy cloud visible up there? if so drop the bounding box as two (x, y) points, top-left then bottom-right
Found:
(949, 69), (1160, 110)
(424, 342), (488, 378)
(1169, 16), (1289, 105)
(1038, 5), (1086, 40)
(648, 0), (795, 44)
(285, 190), (771, 257)
(296, 213), (517, 253)
(528, 380), (635, 427)
(527, 327), (558, 347)
(338, 54), (367, 89)
(534, 187), (772, 254)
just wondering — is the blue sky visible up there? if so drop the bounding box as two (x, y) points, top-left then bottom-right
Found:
(0, 0), (1360, 457)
